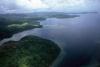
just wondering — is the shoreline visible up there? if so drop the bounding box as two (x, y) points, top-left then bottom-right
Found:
(0, 31), (62, 67)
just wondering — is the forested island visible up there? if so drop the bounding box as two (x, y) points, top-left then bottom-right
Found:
(0, 36), (60, 67)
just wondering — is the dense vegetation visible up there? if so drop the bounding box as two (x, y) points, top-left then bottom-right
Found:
(0, 17), (42, 40)
(0, 36), (60, 67)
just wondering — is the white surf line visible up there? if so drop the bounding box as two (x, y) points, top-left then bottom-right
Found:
(50, 40), (66, 67)
(50, 50), (66, 67)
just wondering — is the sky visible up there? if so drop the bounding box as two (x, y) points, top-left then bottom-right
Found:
(0, 0), (99, 13)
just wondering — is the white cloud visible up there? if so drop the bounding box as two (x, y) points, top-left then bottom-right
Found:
(0, 0), (99, 13)
(16, 0), (48, 9)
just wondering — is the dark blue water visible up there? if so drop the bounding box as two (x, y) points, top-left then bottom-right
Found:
(32, 13), (100, 67)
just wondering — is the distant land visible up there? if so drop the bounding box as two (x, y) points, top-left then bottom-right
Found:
(0, 12), (79, 40)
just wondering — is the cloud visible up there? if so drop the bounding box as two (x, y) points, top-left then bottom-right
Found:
(0, 0), (49, 13)
(0, 0), (99, 13)
(0, 0), (23, 13)
(42, 0), (99, 12)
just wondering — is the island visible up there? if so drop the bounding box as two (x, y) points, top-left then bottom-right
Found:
(0, 36), (61, 67)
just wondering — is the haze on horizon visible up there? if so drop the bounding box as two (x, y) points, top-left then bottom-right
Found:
(0, 0), (99, 13)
